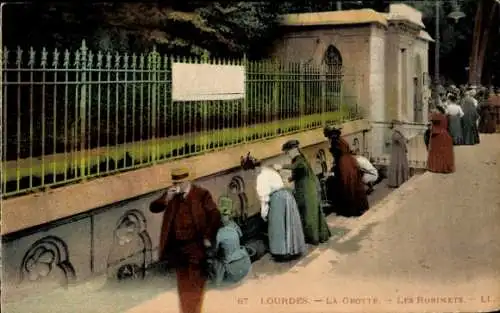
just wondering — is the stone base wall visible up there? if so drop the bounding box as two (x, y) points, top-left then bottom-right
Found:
(2, 122), (370, 300)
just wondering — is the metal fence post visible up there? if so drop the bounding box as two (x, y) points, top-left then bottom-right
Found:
(320, 64), (326, 126)
(150, 46), (158, 163)
(242, 54), (248, 143)
(272, 58), (279, 136)
(79, 40), (88, 178)
(299, 62), (305, 130)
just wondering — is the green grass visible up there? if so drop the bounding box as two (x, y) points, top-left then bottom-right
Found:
(3, 109), (358, 184)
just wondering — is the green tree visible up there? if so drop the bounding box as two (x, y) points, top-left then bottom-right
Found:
(3, 2), (282, 59)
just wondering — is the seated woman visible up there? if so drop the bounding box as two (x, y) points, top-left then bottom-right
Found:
(206, 204), (252, 287)
(352, 152), (378, 194)
(241, 153), (306, 261)
(427, 107), (455, 174)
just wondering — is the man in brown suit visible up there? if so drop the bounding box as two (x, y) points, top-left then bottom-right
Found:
(150, 167), (222, 313)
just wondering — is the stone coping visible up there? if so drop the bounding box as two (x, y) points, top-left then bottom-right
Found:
(1, 119), (371, 236)
(281, 9), (388, 27)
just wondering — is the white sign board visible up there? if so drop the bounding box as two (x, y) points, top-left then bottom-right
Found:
(172, 63), (245, 101)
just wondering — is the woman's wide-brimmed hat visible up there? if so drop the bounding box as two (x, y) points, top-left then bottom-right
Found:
(240, 152), (261, 170)
(281, 139), (300, 152)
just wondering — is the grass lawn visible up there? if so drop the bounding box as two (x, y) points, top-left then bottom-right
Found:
(3, 109), (358, 185)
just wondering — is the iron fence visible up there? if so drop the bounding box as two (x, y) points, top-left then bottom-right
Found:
(1, 40), (363, 197)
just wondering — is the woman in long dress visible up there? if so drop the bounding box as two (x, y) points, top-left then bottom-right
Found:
(274, 140), (331, 245)
(460, 91), (480, 145)
(329, 137), (369, 217)
(445, 93), (465, 145)
(387, 120), (409, 188)
(241, 154), (306, 261)
(427, 108), (455, 173)
(478, 90), (498, 134)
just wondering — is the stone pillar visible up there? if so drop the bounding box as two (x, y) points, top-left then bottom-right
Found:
(369, 25), (387, 158)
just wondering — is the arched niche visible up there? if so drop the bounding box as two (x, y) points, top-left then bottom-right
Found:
(228, 175), (249, 224)
(106, 209), (152, 281)
(324, 45), (343, 68)
(315, 148), (328, 175)
(19, 236), (76, 287)
(323, 45), (344, 109)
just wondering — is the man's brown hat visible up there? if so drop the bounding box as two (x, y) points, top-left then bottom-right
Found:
(171, 167), (191, 183)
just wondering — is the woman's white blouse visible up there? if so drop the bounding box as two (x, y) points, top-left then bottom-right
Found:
(446, 103), (464, 117)
(255, 167), (285, 220)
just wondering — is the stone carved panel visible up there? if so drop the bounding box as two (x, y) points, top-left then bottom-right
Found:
(106, 209), (152, 281)
(19, 236), (76, 287)
(228, 175), (249, 223)
(315, 148), (329, 175)
(352, 137), (361, 154)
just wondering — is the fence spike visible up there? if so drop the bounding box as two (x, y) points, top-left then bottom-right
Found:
(87, 50), (94, 68)
(163, 55), (169, 70)
(41, 47), (48, 67)
(131, 53), (137, 69)
(146, 51), (152, 69)
(155, 52), (161, 70)
(81, 40), (88, 53)
(96, 50), (103, 68)
(139, 53), (145, 69)
(74, 49), (81, 67)
(3, 47), (9, 66)
(114, 52), (121, 69)
(52, 48), (59, 68)
(123, 52), (129, 69)
(105, 51), (112, 69)
(63, 49), (70, 68)
(80, 42), (87, 65)
(201, 50), (209, 63)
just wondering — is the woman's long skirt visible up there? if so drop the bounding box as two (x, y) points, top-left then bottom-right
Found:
(268, 188), (307, 257)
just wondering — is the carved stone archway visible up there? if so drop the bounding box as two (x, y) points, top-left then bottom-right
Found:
(19, 236), (76, 287)
(107, 209), (152, 281)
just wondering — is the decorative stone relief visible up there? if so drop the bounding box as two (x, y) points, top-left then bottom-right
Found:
(352, 137), (361, 154)
(315, 149), (329, 175)
(106, 209), (152, 281)
(19, 236), (76, 286)
(228, 175), (249, 223)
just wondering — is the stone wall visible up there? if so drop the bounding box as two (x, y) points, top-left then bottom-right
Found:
(1, 122), (370, 301)
(271, 26), (371, 113)
(273, 8), (431, 127)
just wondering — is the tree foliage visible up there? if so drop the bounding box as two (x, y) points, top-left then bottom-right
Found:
(3, 1), (499, 84)
(3, 2), (281, 59)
